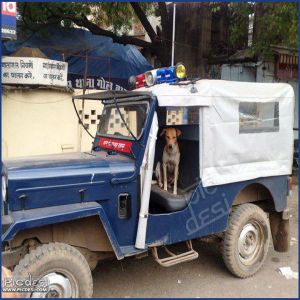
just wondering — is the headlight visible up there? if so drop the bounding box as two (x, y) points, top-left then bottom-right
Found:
(2, 175), (7, 202)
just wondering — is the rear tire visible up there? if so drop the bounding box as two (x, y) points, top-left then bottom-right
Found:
(222, 203), (271, 278)
(13, 242), (93, 298)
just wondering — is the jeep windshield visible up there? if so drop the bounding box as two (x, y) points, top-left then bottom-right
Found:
(97, 102), (149, 140)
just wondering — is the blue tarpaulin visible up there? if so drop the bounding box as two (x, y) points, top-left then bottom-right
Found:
(2, 26), (152, 90)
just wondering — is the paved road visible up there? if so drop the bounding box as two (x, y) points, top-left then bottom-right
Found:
(93, 186), (298, 298)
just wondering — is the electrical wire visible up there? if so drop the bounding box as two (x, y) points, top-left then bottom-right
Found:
(4, 94), (72, 104)
(72, 98), (95, 139)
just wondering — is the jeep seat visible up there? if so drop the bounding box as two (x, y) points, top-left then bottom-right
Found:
(150, 184), (192, 212)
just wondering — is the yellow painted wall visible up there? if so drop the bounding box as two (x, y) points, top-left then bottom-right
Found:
(2, 87), (104, 159)
(2, 87), (78, 158)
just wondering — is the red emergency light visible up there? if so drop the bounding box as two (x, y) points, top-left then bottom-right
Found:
(135, 74), (146, 88)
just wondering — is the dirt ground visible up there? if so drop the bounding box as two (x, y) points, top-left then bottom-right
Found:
(92, 185), (299, 298)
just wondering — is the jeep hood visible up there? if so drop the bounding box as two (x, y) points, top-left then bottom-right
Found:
(3, 152), (135, 211)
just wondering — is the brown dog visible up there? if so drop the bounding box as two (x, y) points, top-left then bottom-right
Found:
(155, 128), (181, 195)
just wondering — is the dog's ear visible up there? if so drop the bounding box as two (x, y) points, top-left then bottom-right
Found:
(160, 128), (167, 136)
(176, 129), (182, 137)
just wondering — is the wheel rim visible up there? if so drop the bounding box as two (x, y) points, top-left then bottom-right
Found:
(31, 272), (77, 298)
(238, 222), (263, 266)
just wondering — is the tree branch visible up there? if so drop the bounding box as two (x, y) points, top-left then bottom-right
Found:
(74, 15), (153, 48)
(130, 2), (158, 42)
(43, 5), (154, 49)
(157, 2), (169, 34)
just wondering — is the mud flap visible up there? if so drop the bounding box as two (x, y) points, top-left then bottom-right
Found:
(269, 210), (290, 252)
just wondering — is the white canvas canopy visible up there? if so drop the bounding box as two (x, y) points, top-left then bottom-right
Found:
(146, 79), (295, 187)
(135, 79), (294, 249)
(139, 81), (213, 107)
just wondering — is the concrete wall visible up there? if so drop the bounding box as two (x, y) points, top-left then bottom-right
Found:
(2, 87), (106, 158)
(2, 86), (105, 158)
(2, 87), (78, 158)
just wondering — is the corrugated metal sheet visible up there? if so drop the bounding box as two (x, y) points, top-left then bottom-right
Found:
(221, 64), (256, 82)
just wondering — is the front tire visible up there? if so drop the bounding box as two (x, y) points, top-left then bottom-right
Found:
(222, 203), (271, 278)
(13, 242), (93, 298)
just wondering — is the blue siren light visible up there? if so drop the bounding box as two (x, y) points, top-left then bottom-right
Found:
(155, 63), (186, 85)
(156, 67), (176, 84)
(155, 68), (166, 84)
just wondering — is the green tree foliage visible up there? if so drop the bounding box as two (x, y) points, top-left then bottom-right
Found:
(252, 2), (298, 55)
(227, 2), (298, 55)
(210, 1), (298, 56)
(228, 2), (252, 50)
(18, 2), (155, 35)
(17, 2), (170, 64)
(17, 2), (298, 64)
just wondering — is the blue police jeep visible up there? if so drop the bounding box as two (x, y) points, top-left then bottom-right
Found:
(2, 72), (295, 297)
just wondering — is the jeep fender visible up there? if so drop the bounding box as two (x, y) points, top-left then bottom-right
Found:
(2, 202), (124, 259)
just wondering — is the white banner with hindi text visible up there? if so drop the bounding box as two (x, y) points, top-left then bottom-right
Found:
(2, 56), (68, 87)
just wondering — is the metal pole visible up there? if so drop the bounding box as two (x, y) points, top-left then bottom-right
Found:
(79, 50), (89, 151)
(171, 3), (176, 66)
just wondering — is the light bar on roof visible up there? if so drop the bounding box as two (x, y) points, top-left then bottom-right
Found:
(129, 63), (186, 89)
